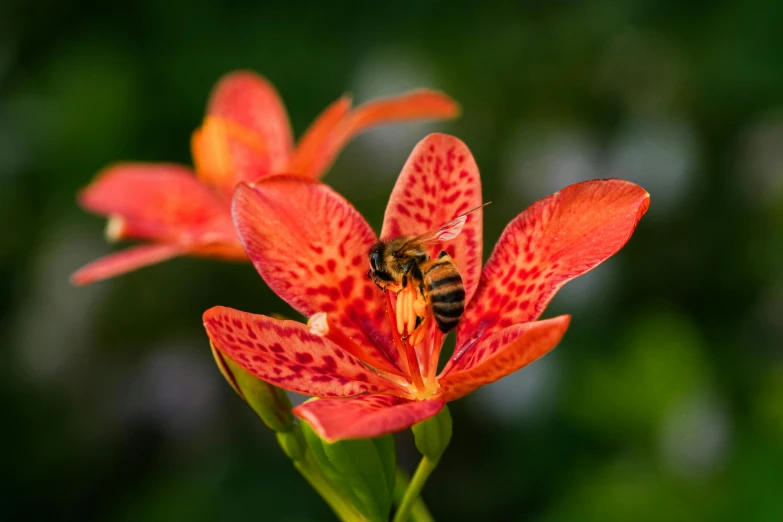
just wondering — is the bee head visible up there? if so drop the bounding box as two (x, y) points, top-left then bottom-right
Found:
(369, 242), (385, 272)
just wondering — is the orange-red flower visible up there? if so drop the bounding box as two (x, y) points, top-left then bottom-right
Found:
(203, 133), (649, 441)
(72, 71), (459, 285)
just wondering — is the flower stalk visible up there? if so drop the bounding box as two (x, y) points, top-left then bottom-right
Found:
(393, 457), (440, 522)
(393, 468), (435, 522)
(394, 406), (453, 522)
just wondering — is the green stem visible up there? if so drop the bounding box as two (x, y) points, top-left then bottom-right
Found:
(392, 457), (439, 522)
(394, 467), (435, 522)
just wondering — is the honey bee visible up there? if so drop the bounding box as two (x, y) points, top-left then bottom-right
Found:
(367, 204), (488, 343)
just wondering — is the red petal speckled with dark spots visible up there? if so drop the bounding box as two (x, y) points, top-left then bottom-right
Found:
(204, 307), (403, 399)
(70, 244), (185, 286)
(231, 178), (401, 373)
(206, 71), (292, 178)
(381, 133), (484, 304)
(294, 394), (444, 441)
(456, 179), (649, 356)
(79, 163), (235, 244)
(438, 315), (570, 401)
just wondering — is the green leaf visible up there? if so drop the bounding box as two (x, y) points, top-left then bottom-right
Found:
(211, 343), (294, 432)
(301, 417), (396, 522)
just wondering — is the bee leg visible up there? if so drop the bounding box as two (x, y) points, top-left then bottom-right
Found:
(401, 259), (418, 288)
(438, 250), (448, 259)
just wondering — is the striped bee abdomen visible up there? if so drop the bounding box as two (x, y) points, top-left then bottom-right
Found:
(422, 254), (465, 333)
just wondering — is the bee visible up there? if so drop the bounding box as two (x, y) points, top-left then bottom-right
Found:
(367, 204), (488, 342)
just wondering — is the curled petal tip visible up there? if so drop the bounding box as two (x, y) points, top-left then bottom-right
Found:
(339, 93), (354, 106)
(409, 90), (461, 118)
(70, 244), (184, 286)
(638, 191), (651, 218)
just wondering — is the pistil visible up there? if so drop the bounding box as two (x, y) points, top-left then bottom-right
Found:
(426, 329), (444, 387)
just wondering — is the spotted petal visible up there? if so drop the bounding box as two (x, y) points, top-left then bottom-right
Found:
(457, 179), (649, 352)
(201, 71), (293, 188)
(439, 315), (570, 401)
(381, 133), (484, 304)
(204, 307), (401, 398)
(70, 243), (185, 286)
(79, 163), (235, 244)
(232, 178), (401, 374)
(291, 90), (459, 180)
(294, 394), (444, 442)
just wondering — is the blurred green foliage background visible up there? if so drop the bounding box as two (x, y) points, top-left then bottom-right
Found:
(2, 0), (783, 520)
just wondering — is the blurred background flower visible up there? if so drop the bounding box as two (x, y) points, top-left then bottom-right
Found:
(2, 1), (782, 521)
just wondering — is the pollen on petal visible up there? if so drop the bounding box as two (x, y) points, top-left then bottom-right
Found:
(308, 312), (330, 337)
(104, 214), (127, 242)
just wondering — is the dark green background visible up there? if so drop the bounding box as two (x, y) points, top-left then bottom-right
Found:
(3, 1), (783, 520)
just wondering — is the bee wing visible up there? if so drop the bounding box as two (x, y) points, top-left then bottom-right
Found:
(414, 202), (491, 246)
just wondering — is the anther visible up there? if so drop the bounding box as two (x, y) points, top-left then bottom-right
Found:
(105, 215), (127, 242)
(307, 312), (329, 337)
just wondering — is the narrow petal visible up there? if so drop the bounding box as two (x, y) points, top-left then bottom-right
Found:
(294, 90), (459, 180)
(204, 307), (401, 398)
(231, 179), (400, 373)
(206, 71), (293, 175)
(438, 315), (570, 401)
(70, 243), (184, 285)
(294, 394), (444, 441)
(286, 95), (352, 176)
(381, 133), (484, 304)
(457, 179), (649, 351)
(79, 163), (235, 244)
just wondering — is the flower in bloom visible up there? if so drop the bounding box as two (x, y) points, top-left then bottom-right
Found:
(203, 133), (650, 441)
(72, 71), (459, 285)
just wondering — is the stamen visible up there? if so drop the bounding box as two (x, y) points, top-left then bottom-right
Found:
(406, 295), (417, 335)
(427, 329), (444, 387)
(404, 335), (425, 394)
(386, 292), (411, 377)
(396, 289), (406, 335)
(408, 314), (430, 347)
(308, 312), (329, 336)
(394, 285), (422, 340)
(105, 215), (126, 242)
(386, 291), (426, 391)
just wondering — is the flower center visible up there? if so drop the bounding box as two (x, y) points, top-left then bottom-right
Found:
(394, 284), (430, 345)
(307, 297), (443, 401)
(386, 291), (441, 400)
